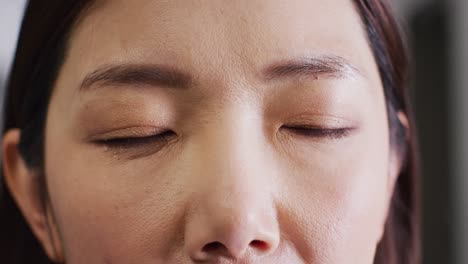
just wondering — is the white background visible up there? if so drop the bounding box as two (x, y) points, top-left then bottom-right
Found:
(0, 0), (26, 84)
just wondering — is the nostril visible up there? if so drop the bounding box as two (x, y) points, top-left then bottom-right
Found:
(201, 240), (270, 258)
(250, 240), (270, 251)
(202, 241), (229, 255)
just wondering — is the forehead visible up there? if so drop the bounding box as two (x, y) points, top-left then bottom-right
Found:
(63, 0), (377, 87)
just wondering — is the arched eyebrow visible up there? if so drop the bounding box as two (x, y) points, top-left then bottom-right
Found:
(79, 55), (361, 92)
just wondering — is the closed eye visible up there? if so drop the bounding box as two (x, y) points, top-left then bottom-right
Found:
(94, 130), (177, 149)
(282, 126), (355, 140)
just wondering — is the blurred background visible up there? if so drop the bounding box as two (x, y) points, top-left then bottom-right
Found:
(0, 0), (467, 263)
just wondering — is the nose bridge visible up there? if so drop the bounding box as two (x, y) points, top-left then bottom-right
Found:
(184, 105), (280, 260)
(201, 104), (266, 180)
(195, 104), (274, 216)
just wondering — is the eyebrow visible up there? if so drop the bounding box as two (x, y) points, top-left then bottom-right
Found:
(262, 55), (360, 81)
(80, 64), (193, 91)
(79, 55), (360, 92)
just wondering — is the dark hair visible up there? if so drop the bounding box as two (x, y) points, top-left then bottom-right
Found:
(0, 1), (420, 263)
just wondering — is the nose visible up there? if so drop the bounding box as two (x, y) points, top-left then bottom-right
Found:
(183, 111), (280, 261)
(185, 200), (280, 261)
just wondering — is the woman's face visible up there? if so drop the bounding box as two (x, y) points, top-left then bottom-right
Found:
(39, 0), (397, 262)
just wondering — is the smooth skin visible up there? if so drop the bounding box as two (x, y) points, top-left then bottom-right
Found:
(3, 0), (405, 263)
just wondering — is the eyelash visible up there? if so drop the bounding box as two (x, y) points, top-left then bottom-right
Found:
(95, 130), (176, 149)
(282, 126), (354, 140)
(95, 126), (351, 151)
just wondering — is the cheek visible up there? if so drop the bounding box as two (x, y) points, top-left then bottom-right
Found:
(278, 117), (390, 262)
(44, 132), (188, 262)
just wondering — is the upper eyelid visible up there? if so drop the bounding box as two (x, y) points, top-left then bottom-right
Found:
(284, 114), (354, 125)
(85, 126), (168, 142)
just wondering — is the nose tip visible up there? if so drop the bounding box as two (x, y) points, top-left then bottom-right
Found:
(187, 219), (280, 261)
